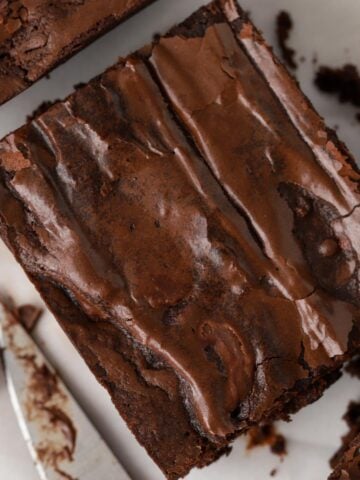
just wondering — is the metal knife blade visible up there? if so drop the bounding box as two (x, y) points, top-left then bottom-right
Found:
(0, 303), (131, 480)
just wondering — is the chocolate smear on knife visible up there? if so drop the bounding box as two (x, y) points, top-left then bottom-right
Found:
(4, 306), (78, 480)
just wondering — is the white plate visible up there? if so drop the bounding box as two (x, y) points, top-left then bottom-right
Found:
(0, 1), (359, 479)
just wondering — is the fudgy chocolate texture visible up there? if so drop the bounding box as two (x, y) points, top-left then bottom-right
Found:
(0, 0), (154, 105)
(0, 1), (360, 478)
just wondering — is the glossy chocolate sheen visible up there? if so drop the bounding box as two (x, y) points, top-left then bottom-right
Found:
(0, 1), (359, 478)
(0, 0), (154, 105)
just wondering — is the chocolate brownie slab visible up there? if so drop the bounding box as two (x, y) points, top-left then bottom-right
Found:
(0, 1), (359, 478)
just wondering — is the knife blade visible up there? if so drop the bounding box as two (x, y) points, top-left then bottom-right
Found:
(0, 303), (132, 480)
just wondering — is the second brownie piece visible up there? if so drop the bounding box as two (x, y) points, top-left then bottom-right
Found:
(0, 0), (154, 105)
(0, 1), (359, 478)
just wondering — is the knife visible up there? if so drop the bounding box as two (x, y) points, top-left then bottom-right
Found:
(0, 302), (132, 480)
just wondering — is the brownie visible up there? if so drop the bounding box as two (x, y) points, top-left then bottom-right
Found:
(0, 0), (154, 105)
(330, 402), (360, 480)
(0, 1), (359, 478)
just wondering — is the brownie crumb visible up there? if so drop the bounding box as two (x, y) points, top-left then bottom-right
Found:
(247, 423), (287, 457)
(271, 435), (287, 456)
(315, 64), (360, 108)
(270, 468), (278, 477)
(17, 305), (43, 333)
(276, 11), (297, 70)
(346, 356), (360, 379)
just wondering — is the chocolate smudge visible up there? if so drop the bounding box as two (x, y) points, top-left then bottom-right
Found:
(3, 306), (77, 480)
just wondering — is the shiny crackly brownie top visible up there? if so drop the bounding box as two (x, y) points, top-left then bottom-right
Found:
(0, 0), (359, 441)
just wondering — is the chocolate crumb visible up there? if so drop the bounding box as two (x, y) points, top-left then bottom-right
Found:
(17, 305), (43, 333)
(315, 64), (360, 108)
(271, 435), (287, 456)
(276, 11), (297, 70)
(346, 356), (360, 379)
(270, 468), (278, 477)
(247, 423), (287, 457)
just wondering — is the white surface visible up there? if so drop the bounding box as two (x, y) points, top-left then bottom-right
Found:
(0, 1), (359, 479)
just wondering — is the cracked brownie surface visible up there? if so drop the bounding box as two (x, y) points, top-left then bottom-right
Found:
(0, 1), (359, 478)
(0, 0), (154, 105)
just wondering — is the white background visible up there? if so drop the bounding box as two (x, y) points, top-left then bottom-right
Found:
(1, 1), (360, 479)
